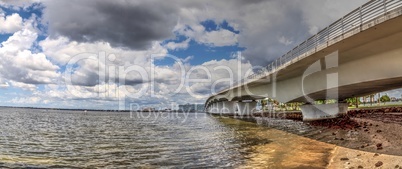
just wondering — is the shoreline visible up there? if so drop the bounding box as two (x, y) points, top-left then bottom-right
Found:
(236, 106), (402, 168)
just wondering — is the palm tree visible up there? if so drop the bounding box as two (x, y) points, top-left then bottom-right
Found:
(362, 96), (365, 106)
(369, 93), (376, 106)
(378, 93), (381, 105)
(355, 97), (359, 108)
(261, 99), (268, 111)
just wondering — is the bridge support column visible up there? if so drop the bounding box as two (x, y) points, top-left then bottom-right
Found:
(221, 101), (236, 115)
(207, 103), (214, 114)
(217, 102), (224, 114)
(236, 101), (257, 116)
(300, 103), (348, 121)
(206, 105), (212, 113)
(212, 103), (218, 114)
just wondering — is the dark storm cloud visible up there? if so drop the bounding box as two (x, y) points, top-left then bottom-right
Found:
(42, 0), (178, 50)
(241, 4), (311, 66)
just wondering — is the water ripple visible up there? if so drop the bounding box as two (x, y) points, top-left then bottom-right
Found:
(0, 107), (332, 168)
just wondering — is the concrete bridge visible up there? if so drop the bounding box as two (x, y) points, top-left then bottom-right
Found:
(205, 0), (402, 121)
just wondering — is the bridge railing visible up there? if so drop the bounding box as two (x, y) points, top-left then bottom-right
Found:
(230, 0), (402, 89)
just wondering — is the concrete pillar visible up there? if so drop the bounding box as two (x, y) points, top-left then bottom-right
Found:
(217, 102), (224, 114)
(212, 103), (218, 114)
(236, 101), (257, 116)
(300, 103), (348, 121)
(209, 102), (221, 114)
(221, 101), (236, 115)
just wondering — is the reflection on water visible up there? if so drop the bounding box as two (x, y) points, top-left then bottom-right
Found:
(0, 108), (334, 168)
(216, 117), (335, 169)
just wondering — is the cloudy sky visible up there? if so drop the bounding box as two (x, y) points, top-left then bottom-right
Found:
(3, 0), (396, 110)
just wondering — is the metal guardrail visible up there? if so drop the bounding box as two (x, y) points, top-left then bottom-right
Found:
(233, 0), (402, 87)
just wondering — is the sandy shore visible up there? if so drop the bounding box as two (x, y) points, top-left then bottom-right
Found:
(304, 109), (402, 156)
(245, 106), (402, 168)
(328, 146), (402, 169)
(303, 107), (402, 168)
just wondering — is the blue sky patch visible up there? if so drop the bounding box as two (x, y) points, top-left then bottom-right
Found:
(200, 19), (240, 34)
(0, 3), (43, 19)
(168, 40), (245, 65)
(200, 20), (219, 32)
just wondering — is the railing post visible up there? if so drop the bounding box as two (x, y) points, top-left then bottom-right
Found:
(384, 0), (387, 13)
(359, 6), (363, 25)
(314, 34), (318, 52)
(290, 48), (295, 60)
(276, 59), (278, 68)
(326, 26), (329, 46)
(341, 17), (344, 38)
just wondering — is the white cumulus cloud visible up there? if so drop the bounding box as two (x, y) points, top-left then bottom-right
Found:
(164, 38), (190, 50)
(0, 15), (60, 86)
(0, 13), (23, 34)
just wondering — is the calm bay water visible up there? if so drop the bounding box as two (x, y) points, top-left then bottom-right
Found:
(0, 107), (333, 168)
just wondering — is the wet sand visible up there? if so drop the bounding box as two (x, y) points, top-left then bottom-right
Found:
(243, 129), (336, 169)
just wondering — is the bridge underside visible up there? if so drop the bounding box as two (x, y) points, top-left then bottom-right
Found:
(230, 95), (266, 101)
(290, 77), (402, 102)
